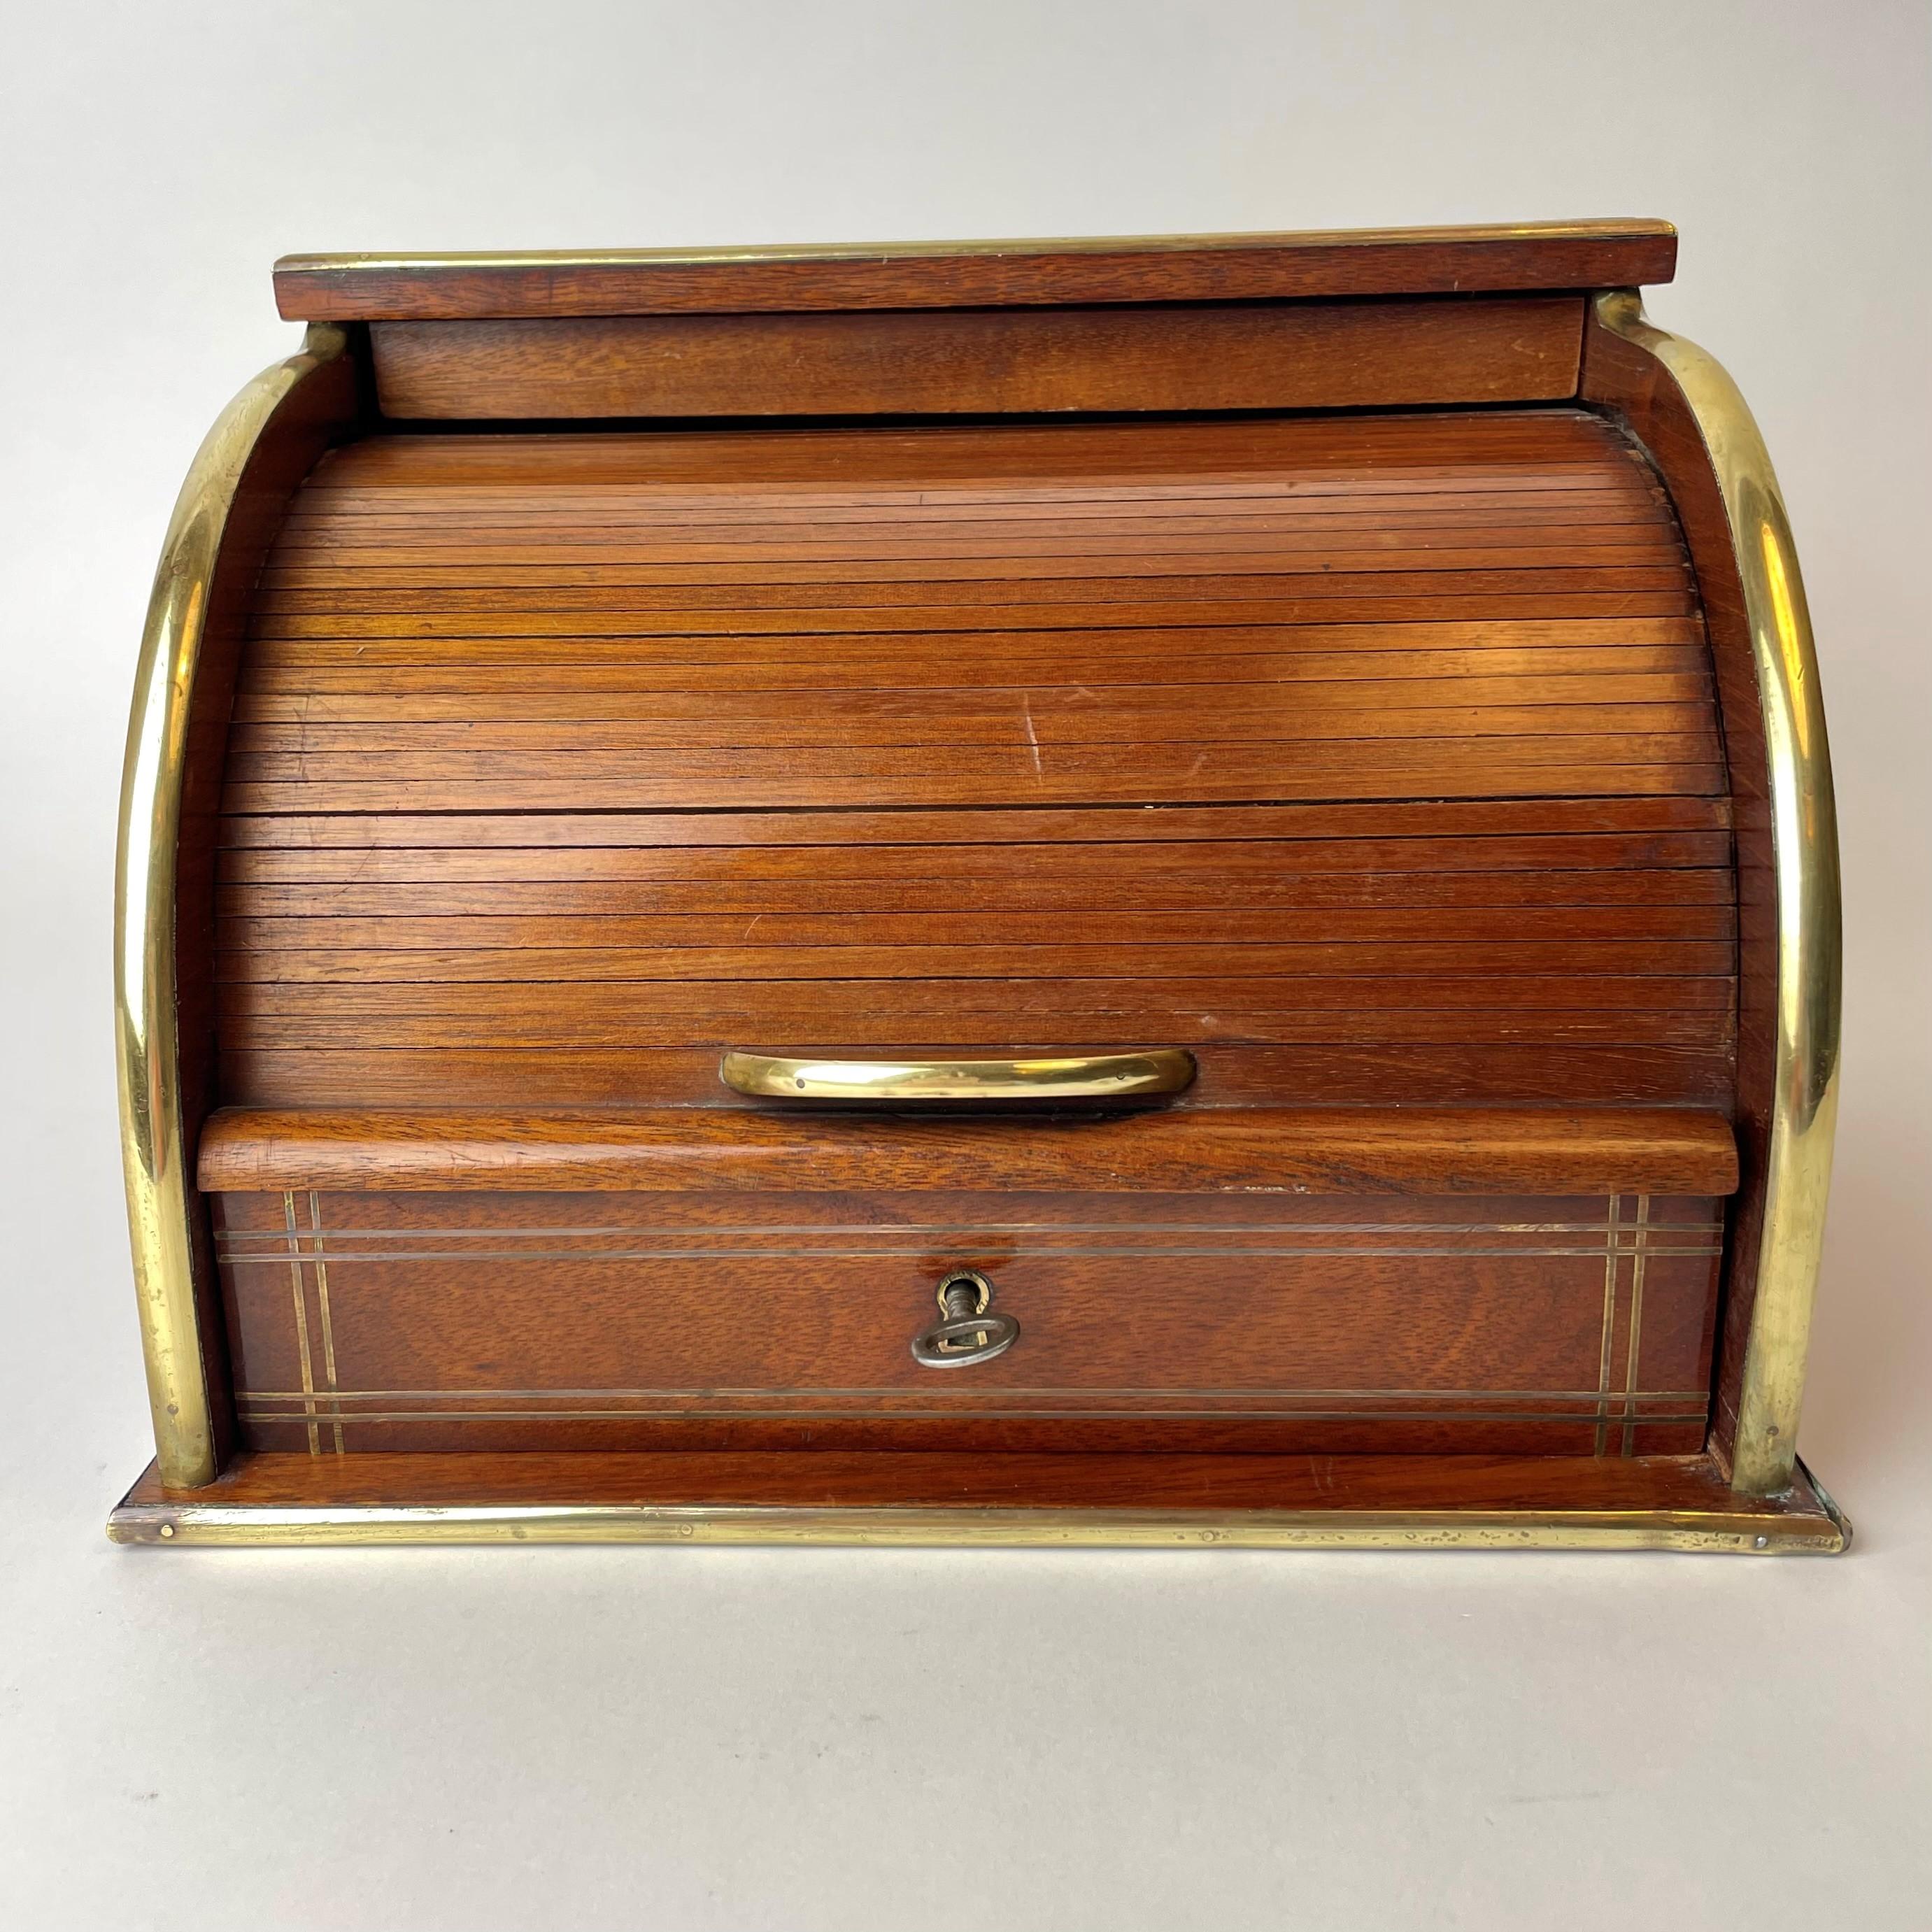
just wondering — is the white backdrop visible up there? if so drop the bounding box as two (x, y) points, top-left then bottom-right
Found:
(2, 5), (1927, 1927)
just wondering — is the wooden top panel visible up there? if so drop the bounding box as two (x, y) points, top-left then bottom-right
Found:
(274, 220), (1677, 320)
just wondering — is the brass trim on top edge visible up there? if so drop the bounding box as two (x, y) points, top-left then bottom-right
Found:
(1591, 292), (1842, 1498)
(114, 323), (349, 1489)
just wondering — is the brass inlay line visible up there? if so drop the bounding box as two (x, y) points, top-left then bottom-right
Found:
(215, 1219), (1728, 1243)
(238, 1384), (1712, 1403)
(308, 1192), (343, 1456)
(1595, 1193), (1621, 1455)
(281, 1192), (320, 1457)
(238, 1407), (1711, 1428)
(216, 1244), (1723, 1265)
(1622, 1195), (1652, 1458)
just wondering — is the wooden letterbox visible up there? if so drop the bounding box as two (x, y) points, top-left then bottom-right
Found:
(109, 221), (1847, 1551)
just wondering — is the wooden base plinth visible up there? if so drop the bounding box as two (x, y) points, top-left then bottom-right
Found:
(108, 1451), (1848, 1554)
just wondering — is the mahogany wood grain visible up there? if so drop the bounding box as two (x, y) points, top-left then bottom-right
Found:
(368, 299), (1586, 418)
(271, 221), (1677, 322)
(196, 1106), (1739, 1196)
(215, 410), (1734, 1116)
(214, 795), (1733, 846)
(210, 1186), (1719, 1456)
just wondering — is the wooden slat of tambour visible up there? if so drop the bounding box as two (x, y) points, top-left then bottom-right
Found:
(218, 1043), (1738, 1109)
(232, 672), (1716, 724)
(241, 633), (1707, 672)
(220, 875), (1737, 920)
(293, 410), (1648, 476)
(220, 737), (1719, 774)
(287, 477), (1663, 506)
(216, 1012), (1731, 1050)
(222, 409), (1733, 1114)
(241, 613), (1705, 653)
(218, 837), (1737, 888)
(301, 413), (1635, 460)
(279, 505), (1671, 546)
(295, 499), (1675, 522)
(254, 567), (1689, 613)
(237, 633), (1707, 665)
(215, 796), (1731, 844)
(229, 666), (1716, 713)
(226, 900), (1738, 946)
(276, 481), (1669, 518)
(234, 668), (1716, 712)
(262, 546), (1686, 590)
(238, 644), (1716, 692)
(220, 979), (1733, 1025)
(236, 672), (1714, 719)
(299, 424), (1647, 469)
(267, 523), (1682, 564)
(250, 599), (1700, 639)
(215, 883), (1735, 928)
(229, 733), (1715, 772)
(227, 709), (1719, 760)
(287, 490), (1669, 525)
(224, 772), (1726, 815)
(281, 465), (1667, 499)
(229, 708), (1716, 758)
(236, 633), (1712, 665)
(215, 941), (1739, 985)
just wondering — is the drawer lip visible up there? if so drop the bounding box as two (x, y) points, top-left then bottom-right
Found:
(197, 1104), (1740, 1198)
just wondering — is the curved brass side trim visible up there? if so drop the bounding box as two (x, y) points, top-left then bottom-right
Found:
(1592, 292), (1842, 1496)
(720, 1049), (1198, 1103)
(114, 324), (348, 1488)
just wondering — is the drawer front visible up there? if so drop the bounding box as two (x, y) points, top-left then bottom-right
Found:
(214, 1188), (1722, 1457)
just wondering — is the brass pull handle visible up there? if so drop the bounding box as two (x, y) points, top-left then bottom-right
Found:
(720, 1049), (1195, 1103)
(911, 1270), (1019, 1368)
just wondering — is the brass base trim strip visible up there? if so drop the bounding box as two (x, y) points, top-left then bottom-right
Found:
(109, 1463), (1848, 1554)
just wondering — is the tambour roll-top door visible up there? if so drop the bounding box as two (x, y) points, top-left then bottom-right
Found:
(215, 408), (1733, 1112)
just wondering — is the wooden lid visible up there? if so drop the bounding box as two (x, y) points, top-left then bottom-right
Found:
(273, 218), (1677, 322)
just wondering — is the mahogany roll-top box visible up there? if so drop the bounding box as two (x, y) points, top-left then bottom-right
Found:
(109, 220), (1847, 1551)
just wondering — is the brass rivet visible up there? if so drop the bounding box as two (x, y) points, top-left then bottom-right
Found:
(159, 1523), (176, 1539)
